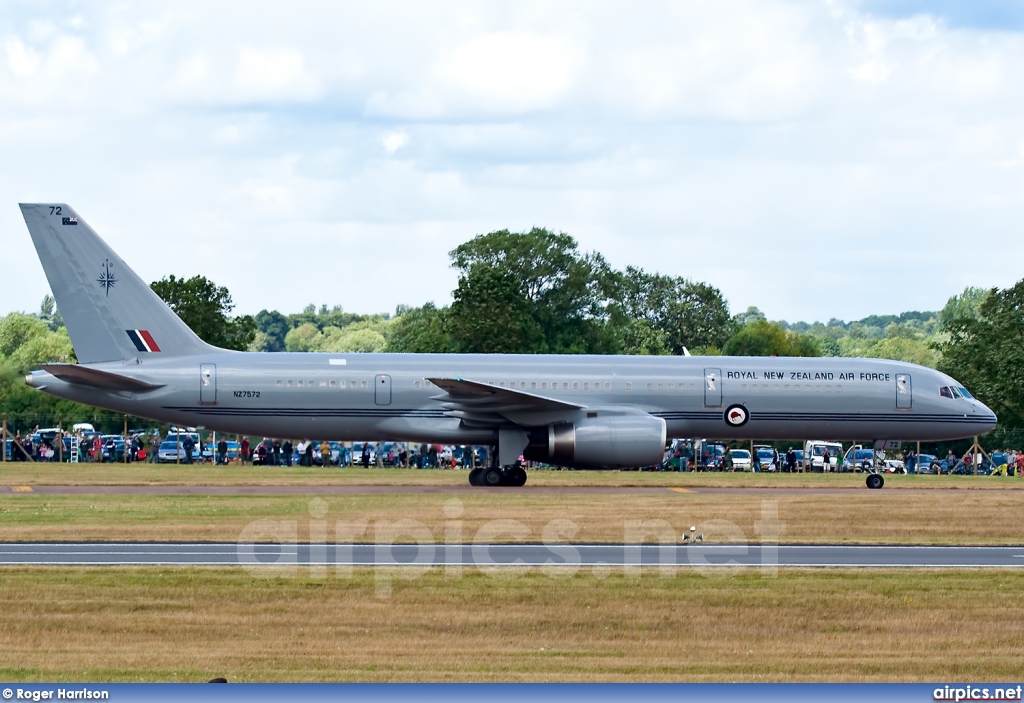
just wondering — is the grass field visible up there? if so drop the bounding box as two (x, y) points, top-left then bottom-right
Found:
(1, 567), (1021, 682)
(2, 463), (1021, 488)
(2, 489), (1023, 544)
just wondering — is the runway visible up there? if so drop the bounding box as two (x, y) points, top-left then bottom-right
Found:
(2, 542), (1023, 567)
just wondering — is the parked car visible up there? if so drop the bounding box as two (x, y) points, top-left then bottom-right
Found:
(915, 453), (940, 474)
(729, 449), (752, 471)
(805, 441), (843, 472)
(755, 447), (778, 471)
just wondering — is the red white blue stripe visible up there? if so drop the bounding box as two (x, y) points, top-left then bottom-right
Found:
(126, 329), (161, 353)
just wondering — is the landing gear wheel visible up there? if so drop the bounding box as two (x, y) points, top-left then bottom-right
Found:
(866, 473), (884, 490)
(508, 467), (527, 487)
(483, 467), (505, 486)
(468, 467), (485, 486)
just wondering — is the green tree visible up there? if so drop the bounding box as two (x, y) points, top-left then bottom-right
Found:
(449, 227), (617, 354)
(939, 286), (990, 327)
(151, 275), (256, 351)
(386, 303), (456, 353)
(723, 319), (820, 357)
(254, 309), (290, 352)
(448, 266), (545, 353)
(612, 267), (734, 354)
(937, 281), (1024, 426)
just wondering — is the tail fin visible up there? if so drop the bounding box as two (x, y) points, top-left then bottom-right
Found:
(20, 203), (215, 363)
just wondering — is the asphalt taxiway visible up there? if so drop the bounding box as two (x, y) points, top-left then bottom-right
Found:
(1, 543), (1022, 567)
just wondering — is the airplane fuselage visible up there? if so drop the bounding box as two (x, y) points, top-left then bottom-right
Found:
(28, 352), (996, 444)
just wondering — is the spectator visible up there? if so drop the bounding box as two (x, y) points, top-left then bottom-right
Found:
(304, 440), (314, 467)
(320, 440), (332, 466)
(182, 434), (195, 464)
(905, 449), (916, 474)
(273, 439), (283, 466)
(93, 435), (103, 463)
(148, 433), (159, 463)
(256, 440), (268, 466)
(216, 437), (228, 465)
(945, 449), (956, 474)
(785, 447), (797, 473)
(240, 437), (250, 465)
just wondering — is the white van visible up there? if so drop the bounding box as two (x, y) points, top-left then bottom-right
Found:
(804, 440), (843, 472)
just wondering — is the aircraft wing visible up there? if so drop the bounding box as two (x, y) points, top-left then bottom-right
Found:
(427, 377), (585, 428)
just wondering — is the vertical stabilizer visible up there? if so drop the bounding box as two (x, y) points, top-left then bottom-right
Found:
(20, 203), (215, 363)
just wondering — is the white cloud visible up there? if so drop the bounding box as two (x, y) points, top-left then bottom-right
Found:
(4, 37), (38, 76)
(2, 0), (1024, 325)
(234, 46), (320, 101)
(382, 130), (410, 154)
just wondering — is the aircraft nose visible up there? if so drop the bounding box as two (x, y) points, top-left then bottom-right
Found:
(975, 400), (998, 432)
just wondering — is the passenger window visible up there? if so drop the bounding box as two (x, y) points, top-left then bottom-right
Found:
(329, 380), (336, 388)
(646, 383), (653, 391)
(531, 382), (537, 390)
(584, 382), (590, 391)
(320, 380), (327, 388)
(276, 380), (282, 388)
(297, 380), (304, 388)
(309, 380), (315, 388)
(541, 382), (548, 389)
(287, 380), (294, 388)
(562, 382), (569, 390)
(339, 380), (347, 389)
(836, 385), (842, 393)
(361, 380), (368, 389)
(657, 383), (664, 391)
(667, 383), (673, 391)
(521, 382), (527, 389)
(500, 382), (506, 388)
(625, 382), (632, 391)
(605, 382), (611, 391)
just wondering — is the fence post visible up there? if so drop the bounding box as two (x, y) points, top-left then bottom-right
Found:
(1, 413), (6, 463)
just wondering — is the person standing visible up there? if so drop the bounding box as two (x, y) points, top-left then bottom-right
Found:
(92, 435), (102, 463)
(304, 440), (314, 468)
(182, 434), (195, 464)
(785, 447), (796, 473)
(240, 437), (250, 465)
(361, 443), (371, 468)
(216, 437), (228, 465)
(148, 433), (159, 464)
(319, 440), (332, 466)
(905, 448), (916, 474)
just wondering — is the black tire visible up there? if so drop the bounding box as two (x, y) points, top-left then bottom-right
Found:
(468, 467), (485, 486)
(866, 473), (884, 490)
(483, 467), (505, 486)
(508, 467), (527, 487)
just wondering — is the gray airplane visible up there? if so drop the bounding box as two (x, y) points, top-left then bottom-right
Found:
(19, 203), (997, 489)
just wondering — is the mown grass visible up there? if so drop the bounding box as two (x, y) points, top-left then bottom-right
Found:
(2, 489), (1023, 544)
(2, 463), (1021, 489)
(0, 567), (1022, 682)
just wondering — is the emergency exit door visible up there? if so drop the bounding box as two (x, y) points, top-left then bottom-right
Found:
(375, 374), (392, 406)
(704, 368), (722, 407)
(895, 374), (912, 409)
(200, 364), (217, 404)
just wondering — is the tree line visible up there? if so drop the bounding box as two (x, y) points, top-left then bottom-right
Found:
(0, 227), (1019, 430)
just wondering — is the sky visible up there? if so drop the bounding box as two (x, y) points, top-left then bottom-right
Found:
(2, 0), (1023, 324)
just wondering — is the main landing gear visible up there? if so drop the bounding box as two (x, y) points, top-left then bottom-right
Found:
(866, 472), (884, 490)
(468, 466), (528, 487)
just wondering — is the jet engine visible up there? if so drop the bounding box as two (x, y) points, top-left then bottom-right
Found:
(524, 414), (667, 469)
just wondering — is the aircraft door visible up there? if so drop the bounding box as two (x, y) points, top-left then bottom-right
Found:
(375, 374), (392, 406)
(895, 374), (912, 409)
(200, 364), (217, 404)
(704, 368), (722, 407)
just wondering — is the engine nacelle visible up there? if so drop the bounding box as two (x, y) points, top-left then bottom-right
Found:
(524, 414), (667, 469)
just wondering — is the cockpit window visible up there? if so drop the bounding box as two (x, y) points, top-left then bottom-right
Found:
(940, 387), (953, 399)
(958, 387), (973, 399)
(951, 387), (964, 399)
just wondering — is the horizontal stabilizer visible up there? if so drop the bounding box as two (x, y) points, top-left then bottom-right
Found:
(37, 364), (164, 392)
